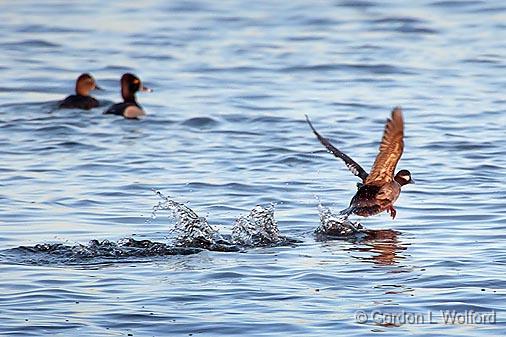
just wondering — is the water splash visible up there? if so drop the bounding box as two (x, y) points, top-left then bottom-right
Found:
(0, 193), (298, 266)
(152, 190), (230, 250)
(231, 204), (281, 246)
(153, 192), (294, 248)
(315, 201), (364, 237)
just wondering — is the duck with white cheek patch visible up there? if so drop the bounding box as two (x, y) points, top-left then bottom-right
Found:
(306, 107), (414, 220)
(103, 73), (152, 119)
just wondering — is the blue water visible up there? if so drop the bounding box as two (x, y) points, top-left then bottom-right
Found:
(1, 0), (505, 336)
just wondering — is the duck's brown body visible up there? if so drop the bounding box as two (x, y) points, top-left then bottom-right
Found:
(307, 107), (413, 220)
(348, 180), (400, 217)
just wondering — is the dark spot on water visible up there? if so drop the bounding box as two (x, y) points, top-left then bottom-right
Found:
(1, 39), (60, 49)
(338, 0), (377, 9)
(280, 63), (414, 75)
(182, 117), (219, 129)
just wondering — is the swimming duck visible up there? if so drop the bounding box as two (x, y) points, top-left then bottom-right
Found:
(103, 73), (151, 119)
(306, 107), (414, 219)
(59, 73), (101, 110)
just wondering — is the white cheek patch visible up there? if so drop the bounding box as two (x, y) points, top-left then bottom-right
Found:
(124, 106), (146, 119)
(401, 175), (410, 181)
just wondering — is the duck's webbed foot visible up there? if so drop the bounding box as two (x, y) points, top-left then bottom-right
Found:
(386, 206), (397, 219)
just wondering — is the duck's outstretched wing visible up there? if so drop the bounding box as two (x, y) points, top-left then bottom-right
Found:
(364, 107), (404, 185)
(306, 115), (368, 182)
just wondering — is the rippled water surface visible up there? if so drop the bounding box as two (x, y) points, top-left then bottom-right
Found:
(1, 0), (505, 336)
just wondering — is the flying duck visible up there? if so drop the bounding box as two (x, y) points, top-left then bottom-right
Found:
(306, 107), (414, 219)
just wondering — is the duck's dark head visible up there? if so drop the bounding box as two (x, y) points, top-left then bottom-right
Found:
(75, 73), (100, 96)
(121, 73), (152, 102)
(394, 169), (414, 186)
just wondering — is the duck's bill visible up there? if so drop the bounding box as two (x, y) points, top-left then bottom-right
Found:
(410, 178), (415, 184)
(140, 85), (153, 93)
(94, 84), (104, 91)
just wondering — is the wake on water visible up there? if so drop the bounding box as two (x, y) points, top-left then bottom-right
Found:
(0, 191), (367, 265)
